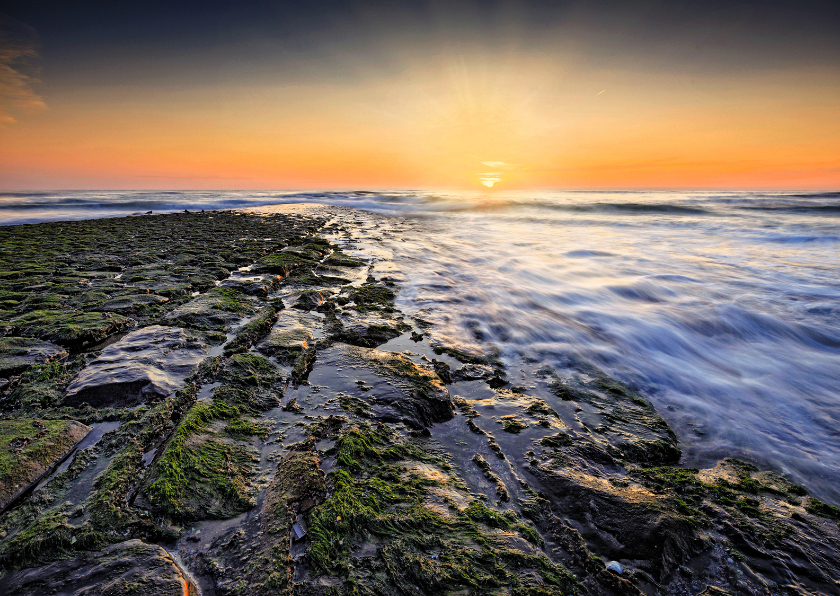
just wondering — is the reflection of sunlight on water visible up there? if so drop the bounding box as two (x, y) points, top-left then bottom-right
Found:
(472, 196), (517, 211)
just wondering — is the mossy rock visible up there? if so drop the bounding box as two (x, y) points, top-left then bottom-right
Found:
(218, 274), (281, 296)
(14, 293), (66, 313)
(163, 288), (253, 331)
(254, 252), (315, 275)
(255, 310), (317, 363)
(12, 310), (131, 348)
(549, 369), (679, 466)
(292, 289), (333, 311)
(333, 309), (408, 348)
(6, 361), (76, 412)
(142, 400), (260, 521)
(0, 337), (66, 377)
(350, 284), (395, 307)
(319, 344), (454, 428)
(300, 422), (576, 594)
(500, 416), (529, 433)
(94, 293), (169, 314)
(323, 251), (365, 268)
(223, 305), (280, 356)
(0, 419), (91, 510)
(219, 352), (281, 392)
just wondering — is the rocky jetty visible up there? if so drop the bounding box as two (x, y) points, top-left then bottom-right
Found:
(0, 208), (837, 596)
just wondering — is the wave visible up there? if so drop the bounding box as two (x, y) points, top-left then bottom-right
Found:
(780, 191), (840, 200)
(763, 234), (840, 244)
(448, 200), (713, 215)
(1, 189), (838, 226)
(739, 204), (840, 214)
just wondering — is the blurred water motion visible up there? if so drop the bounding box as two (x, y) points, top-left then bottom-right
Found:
(4, 189), (839, 501)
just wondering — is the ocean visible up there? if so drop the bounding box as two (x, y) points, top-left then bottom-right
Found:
(2, 189), (839, 501)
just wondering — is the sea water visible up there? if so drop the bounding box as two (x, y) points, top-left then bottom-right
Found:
(2, 189), (839, 501)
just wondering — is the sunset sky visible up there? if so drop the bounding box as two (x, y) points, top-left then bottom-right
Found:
(1, 0), (839, 190)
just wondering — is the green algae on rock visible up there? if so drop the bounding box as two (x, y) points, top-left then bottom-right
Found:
(142, 354), (282, 521)
(11, 310), (132, 349)
(0, 338), (66, 378)
(1, 209), (839, 596)
(222, 304), (280, 356)
(164, 286), (256, 331)
(93, 293), (170, 314)
(0, 419), (90, 511)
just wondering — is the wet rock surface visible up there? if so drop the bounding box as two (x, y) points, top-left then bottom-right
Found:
(64, 325), (208, 408)
(0, 419), (90, 510)
(313, 343), (454, 428)
(0, 539), (194, 595)
(0, 337), (66, 378)
(256, 309), (322, 362)
(0, 208), (837, 596)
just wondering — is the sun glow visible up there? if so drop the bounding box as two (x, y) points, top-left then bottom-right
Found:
(1, 4), (839, 191)
(478, 161), (515, 188)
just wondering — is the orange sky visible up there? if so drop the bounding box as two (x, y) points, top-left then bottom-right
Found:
(2, 3), (839, 190)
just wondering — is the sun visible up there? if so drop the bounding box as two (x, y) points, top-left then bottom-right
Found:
(478, 161), (513, 189)
(479, 173), (502, 188)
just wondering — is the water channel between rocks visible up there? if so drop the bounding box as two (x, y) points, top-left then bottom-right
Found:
(0, 200), (838, 596)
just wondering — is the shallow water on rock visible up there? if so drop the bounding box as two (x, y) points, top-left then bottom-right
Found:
(263, 191), (840, 503)
(3, 190), (838, 504)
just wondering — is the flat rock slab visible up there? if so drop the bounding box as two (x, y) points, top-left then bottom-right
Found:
(335, 309), (406, 347)
(164, 295), (245, 331)
(219, 274), (281, 295)
(0, 539), (194, 596)
(0, 418), (91, 511)
(0, 337), (67, 377)
(64, 325), (207, 407)
(96, 293), (169, 313)
(11, 310), (132, 348)
(311, 343), (453, 428)
(256, 309), (323, 362)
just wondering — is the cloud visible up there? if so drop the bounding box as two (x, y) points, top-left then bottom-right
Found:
(481, 161), (516, 170)
(0, 14), (46, 126)
(478, 161), (518, 187)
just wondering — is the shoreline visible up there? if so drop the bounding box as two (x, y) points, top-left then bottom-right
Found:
(0, 209), (837, 595)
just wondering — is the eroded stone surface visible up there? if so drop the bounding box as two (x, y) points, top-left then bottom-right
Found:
(256, 309), (322, 362)
(11, 310), (132, 349)
(0, 337), (66, 378)
(64, 325), (207, 407)
(0, 539), (194, 596)
(333, 308), (408, 347)
(313, 343), (454, 428)
(0, 419), (90, 511)
(164, 291), (250, 331)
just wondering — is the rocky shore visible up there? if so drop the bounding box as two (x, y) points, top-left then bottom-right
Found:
(0, 206), (837, 596)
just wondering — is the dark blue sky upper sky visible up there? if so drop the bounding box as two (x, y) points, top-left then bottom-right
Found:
(5, 0), (840, 85)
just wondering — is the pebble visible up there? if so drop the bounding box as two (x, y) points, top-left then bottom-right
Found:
(606, 560), (623, 575)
